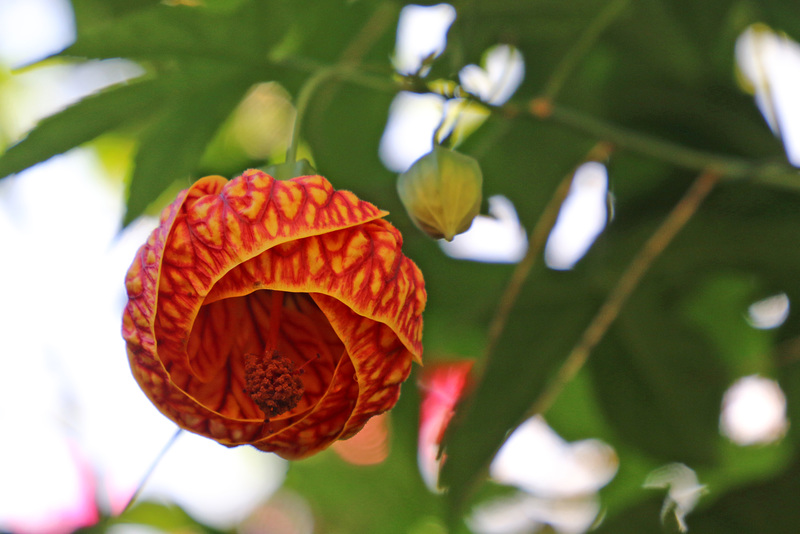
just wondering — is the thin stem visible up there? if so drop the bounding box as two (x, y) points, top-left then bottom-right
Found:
(278, 55), (399, 93)
(528, 169), (720, 417)
(121, 427), (183, 514)
(313, 1), (399, 116)
(542, 0), (630, 100)
(284, 3), (398, 166)
(482, 143), (613, 365)
(527, 101), (800, 188)
(535, 101), (752, 174)
(271, 51), (798, 188)
(338, 1), (398, 65)
(286, 67), (337, 165)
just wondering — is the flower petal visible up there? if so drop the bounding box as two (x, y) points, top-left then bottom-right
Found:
(123, 170), (425, 458)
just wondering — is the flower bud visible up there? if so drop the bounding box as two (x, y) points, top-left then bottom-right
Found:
(397, 146), (483, 241)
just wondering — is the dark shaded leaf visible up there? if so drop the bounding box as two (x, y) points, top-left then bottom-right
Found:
(438, 268), (600, 517)
(593, 495), (677, 534)
(283, 379), (442, 534)
(590, 282), (728, 466)
(62, 2), (271, 63)
(70, 0), (161, 29)
(306, 80), (398, 199)
(0, 78), (165, 179)
(682, 455), (800, 534)
(758, 0), (800, 40)
(124, 65), (257, 225)
(431, 116), (599, 518)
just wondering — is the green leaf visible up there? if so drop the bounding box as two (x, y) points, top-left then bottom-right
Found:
(438, 269), (600, 518)
(116, 501), (223, 532)
(598, 455), (800, 534)
(430, 117), (598, 519)
(306, 80), (398, 197)
(694, 466), (800, 533)
(69, 0), (161, 34)
(202, 0), (253, 13)
(681, 273), (775, 377)
(124, 65), (257, 225)
(61, 0), (390, 68)
(62, 1), (278, 64)
(283, 381), (443, 534)
(589, 282), (728, 466)
(443, 0), (612, 93)
(75, 501), (226, 534)
(758, 0), (800, 41)
(0, 78), (165, 179)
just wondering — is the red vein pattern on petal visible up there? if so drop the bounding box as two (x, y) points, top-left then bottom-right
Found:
(312, 294), (414, 440)
(123, 170), (425, 458)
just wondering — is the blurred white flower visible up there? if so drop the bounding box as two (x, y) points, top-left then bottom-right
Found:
(469, 493), (601, 534)
(736, 24), (800, 166)
(460, 45), (525, 105)
(380, 91), (446, 173)
(545, 162), (609, 270)
(747, 293), (790, 330)
(141, 432), (287, 528)
(491, 417), (618, 498)
(720, 375), (788, 446)
(472, 417), (617, 534)
(439, 195), (528, 263)
(393, 3), (456, 75)
(644, 463), (707, 532)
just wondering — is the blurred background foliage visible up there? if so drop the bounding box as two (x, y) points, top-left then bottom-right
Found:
(3, 0), (800, 532)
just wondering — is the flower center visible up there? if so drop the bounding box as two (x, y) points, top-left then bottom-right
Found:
(244, 350), (305, 419)
(242, 290), (307, 420)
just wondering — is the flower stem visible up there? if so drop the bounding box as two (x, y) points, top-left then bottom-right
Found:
(121, 427), (182, 514)
(272, 51), (799, 188)
(527, 168), (720, 417)
(482, 143), (613, 366)
(541, 0), (630, 100)
(286, 67), (337, 166)
(284, 2), (397, 167)
(527, 101), (800, 188)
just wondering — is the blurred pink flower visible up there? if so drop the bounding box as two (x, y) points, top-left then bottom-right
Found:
(3, 438), (100, 534)
(417, 361), (473, 491)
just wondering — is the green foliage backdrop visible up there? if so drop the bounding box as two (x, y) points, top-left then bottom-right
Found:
(3, 0), (800, 532)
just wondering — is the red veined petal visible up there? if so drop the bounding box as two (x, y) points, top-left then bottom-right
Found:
(123, 170), (425, 459)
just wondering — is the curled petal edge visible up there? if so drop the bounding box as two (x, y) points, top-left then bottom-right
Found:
(123, 170), (425, 458)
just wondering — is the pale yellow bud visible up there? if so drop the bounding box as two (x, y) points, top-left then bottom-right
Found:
(397, 146), (483, 241)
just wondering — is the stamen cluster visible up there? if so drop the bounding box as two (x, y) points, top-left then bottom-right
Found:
(244, 351), (305, 419)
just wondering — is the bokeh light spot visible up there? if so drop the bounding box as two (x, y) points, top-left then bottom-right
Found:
(545, 162), (609, 270)
(393, 3), (456, 75)
(747, 293), (790, 330)
(439, 195), (527, 263)
(720, 375), (788, 445)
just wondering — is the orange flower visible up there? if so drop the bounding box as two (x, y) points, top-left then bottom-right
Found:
(122, 170), (425, 459)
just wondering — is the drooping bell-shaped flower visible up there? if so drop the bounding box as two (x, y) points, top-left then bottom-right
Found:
(122, 170), (426, 460)
(397, 145), (483, 241)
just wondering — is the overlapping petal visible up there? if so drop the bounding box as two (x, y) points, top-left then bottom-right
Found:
(122, 170), (425, 459)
